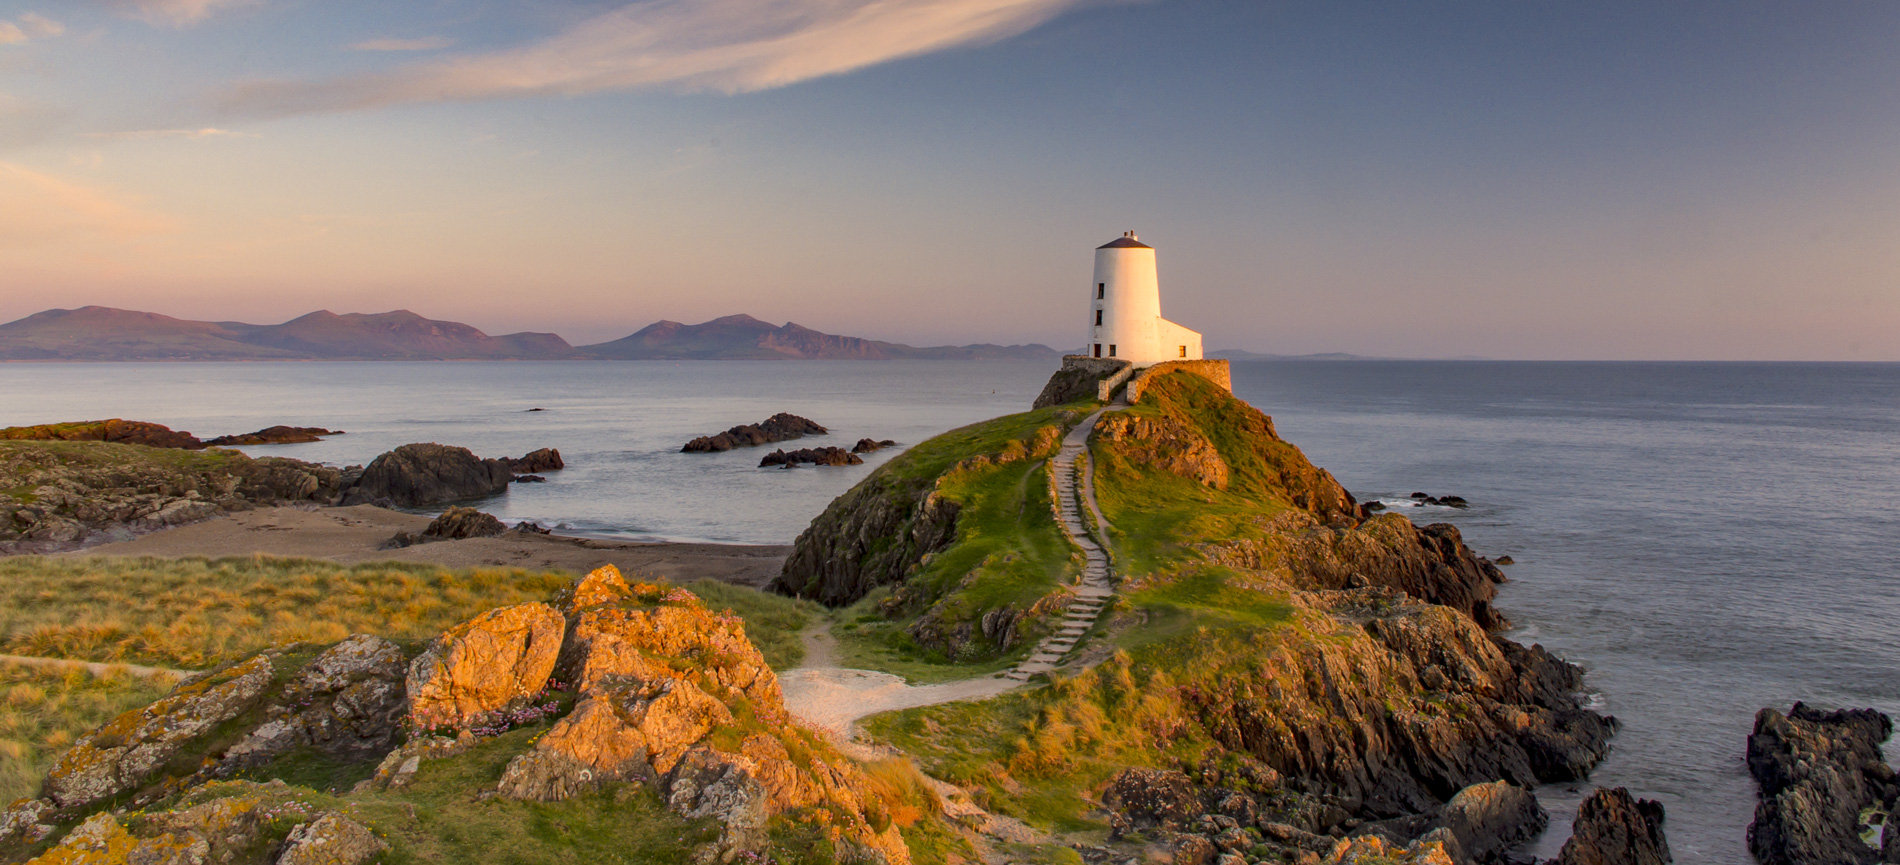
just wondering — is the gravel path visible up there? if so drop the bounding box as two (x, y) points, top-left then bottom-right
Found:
(778, 626), (1018, 740)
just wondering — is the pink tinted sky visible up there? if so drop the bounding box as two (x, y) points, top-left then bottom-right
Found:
(1, 1), (1895, 358)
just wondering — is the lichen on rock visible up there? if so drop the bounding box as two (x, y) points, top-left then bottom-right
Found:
(405, 602), (563, 731)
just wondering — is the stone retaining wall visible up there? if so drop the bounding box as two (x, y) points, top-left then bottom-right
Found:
(1126, 359), (1232, 403)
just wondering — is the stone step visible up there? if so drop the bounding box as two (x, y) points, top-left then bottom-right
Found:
(1028, 653), (1062, 664)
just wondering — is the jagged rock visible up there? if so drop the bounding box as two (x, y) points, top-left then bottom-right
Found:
(1433, 780), (1547, 863)
(202, 426), (342, 446)
(564, 563), (633, 613)
(1746, 703), (1896, 865)
(1173, 834), (1218, 865)
(223, 635), (407, 769)
(503, 447), (564, 472)
(421, 506), (507, 540)
(42, 654), (274, 808)
(1096, 412), (1231, 489)
(1103, 768), (1202, 834)
(851, 438), (897, 454)
(339, 442), (513, 507)
(141, 795), (269, 861)
(405, 603), (563, 730)
(758, 447), (863, 467)
(276, 812), (387, 865)
(1323, 834), (1455, 864)
(0, 797), (52, 844)
(682, 413), (827, 452)
(354, 735), (470, 792)
(1552, 788), (1670, 865)
(565, 598), (781, 707)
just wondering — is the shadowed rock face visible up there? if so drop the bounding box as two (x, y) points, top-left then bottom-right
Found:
(223, 635), (409, 768)
(1554, 787), (1672, 865)
(340, 442), (513, 507)
(1747, 703), (1898, 865)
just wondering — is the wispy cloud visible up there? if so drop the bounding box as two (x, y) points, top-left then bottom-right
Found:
(109, 0), (257, 28)
(221, 0), (1094, 116)
(0, 12), (64, 44)
(0, 162), (174, 246)
(81, 127), (256, 140)
(349, 36), (454, 52)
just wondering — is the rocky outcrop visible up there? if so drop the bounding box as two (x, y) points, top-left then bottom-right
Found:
(503, 447), (564, 473)
(1095, 412), (1231, 489)
(339, 442), (513, 507)
(276, 812), (388, 865)
(1552, 788), (1671, 865)
(1746, 703), (1897, 865)
(1428, 780), (1547, 863)
(0, 442), (346, 552)
(683, 413), (827, 452)
(405, 603), (563, 731)
(852, 438), (896, 454)
(202, 425), (343, 446)
(497, 585), (908, 864)
(1033, 356), (1132, 408)
(1, 418), (205, 449)
(42, 654), (274, 808)
(222, 635), (407, 768)
(424, 506), (507, 540)
(759, 446), (864, 467)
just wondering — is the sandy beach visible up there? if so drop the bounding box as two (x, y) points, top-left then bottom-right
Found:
(63, 505), (791, 587)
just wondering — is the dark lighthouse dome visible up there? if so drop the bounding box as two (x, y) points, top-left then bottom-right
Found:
(1097, 230), (1152, 249)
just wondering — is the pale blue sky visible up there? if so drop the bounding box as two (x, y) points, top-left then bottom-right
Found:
(1, 1), (1896, 358)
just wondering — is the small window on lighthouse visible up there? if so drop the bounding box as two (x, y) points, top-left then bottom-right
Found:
(1092, 344), (1102, 358)
(1109, 344), (1117, 357)
(1094, 310), (1103, 326)
(1179, 346), (1188, 358)
(1096, 284), (1104, 299)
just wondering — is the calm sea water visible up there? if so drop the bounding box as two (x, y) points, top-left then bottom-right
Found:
(4, 359), (1896, 861)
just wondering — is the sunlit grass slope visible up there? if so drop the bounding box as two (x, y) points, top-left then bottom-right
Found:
(0, 661), (180, 803)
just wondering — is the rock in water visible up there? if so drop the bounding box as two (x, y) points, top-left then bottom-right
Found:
(42, 655), (275, 807)
(1430, 780), (1547, 863)
(1747, 702), (1897, 865)
(503, 447), (564, 472)
(422, 506), (508, 540)
(851, 438), (897, 454)
(0, 418), (205, 449)
(682, 413), (828, 452)
(1553, 787), (1671, 865)
(340, 442), (513, 507)
(202, 425), (343, 446)
(405, 603), (564, 731)
(758, 446), (863, 467)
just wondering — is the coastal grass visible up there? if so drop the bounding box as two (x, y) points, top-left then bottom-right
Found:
(0, 660), (181, 802)
(0, 439), (245, 476)
(0, 556), (574, 670)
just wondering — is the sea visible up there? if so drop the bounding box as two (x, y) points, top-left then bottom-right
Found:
(5, 358), (1897, 862)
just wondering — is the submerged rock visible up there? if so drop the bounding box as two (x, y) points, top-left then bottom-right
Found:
(1553, 788), (1671, 865)
(1746, 702), (1897, 865)
(682, 413), (827, 452)
(340, 442), (513, 507)
(759, 446), (863, 467)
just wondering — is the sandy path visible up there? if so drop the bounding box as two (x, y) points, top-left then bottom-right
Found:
(63, 505), (790, 587)
(0, 653), (188, 679)
(779, 625), (1020, 741)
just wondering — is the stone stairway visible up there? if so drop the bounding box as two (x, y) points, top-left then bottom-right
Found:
(1007, 407), (1115, 682)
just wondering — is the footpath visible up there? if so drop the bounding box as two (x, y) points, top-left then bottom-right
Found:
(1007, 404), (1117, 681)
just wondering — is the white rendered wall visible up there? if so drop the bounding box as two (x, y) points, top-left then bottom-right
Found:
(1088, 246), (1164, 365)
(1156, 318), (1203, 361)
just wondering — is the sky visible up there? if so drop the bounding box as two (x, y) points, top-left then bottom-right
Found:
(0, 0), (1896, 359)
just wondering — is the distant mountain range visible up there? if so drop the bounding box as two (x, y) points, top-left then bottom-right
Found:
(0, 307), (1061, 362)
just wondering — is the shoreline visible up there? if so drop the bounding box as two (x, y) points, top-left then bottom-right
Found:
(49, 504), (791, 588)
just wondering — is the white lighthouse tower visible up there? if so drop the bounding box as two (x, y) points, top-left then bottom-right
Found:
(1084, 231), (1202, 367)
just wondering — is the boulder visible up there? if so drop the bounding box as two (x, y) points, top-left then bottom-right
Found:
(223, 635), (407, 768)
(503, 447), (564, 473)
(682, 413), (827, 452)
(758, 447), (863, 468)
(406, 603), (563, 731)
(420, 506), (507, 540)
(339, 442), (513, 507)
(202, 425), (342, 446)
(42, 654), (274, 808)
(851, 438), (896, 454)
(276, 812), (388, 865)
(496, 677), (733, 800)
(1747, 703), (1896, 865)
(0, 797), (53, 845)
(1552, 787), (1671, 865)
(1103, 768), (1202, 834)
(1434, 780), (1546, 863)
(565, 563), (634, 613)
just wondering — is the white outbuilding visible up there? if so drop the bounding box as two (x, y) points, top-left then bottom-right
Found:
(1082, 232), (1202, 367)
